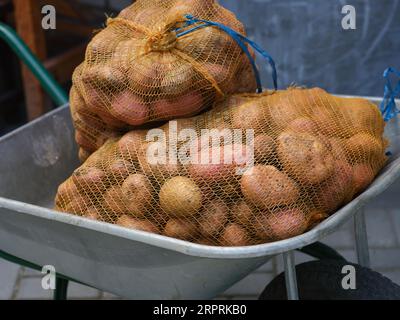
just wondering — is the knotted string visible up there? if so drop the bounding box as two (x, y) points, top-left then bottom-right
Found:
(380, 67), (400, 122)
(175, 14), (278, 93)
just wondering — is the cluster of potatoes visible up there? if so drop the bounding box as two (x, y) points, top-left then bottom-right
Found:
(69, 0), (256, 161)
(55, 87), (388, 246)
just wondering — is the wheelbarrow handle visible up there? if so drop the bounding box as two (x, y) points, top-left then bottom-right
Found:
(0, 22), (69, 107)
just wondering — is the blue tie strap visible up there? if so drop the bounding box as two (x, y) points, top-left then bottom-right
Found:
(175, 14), (278, 93)
(380, 67), (400, 122)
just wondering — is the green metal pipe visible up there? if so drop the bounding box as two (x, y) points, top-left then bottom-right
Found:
(0, 22), (68, 107)
(297, 242), (347, 262)
(54, 277), (69, 300)
(0, 249), (90, 286)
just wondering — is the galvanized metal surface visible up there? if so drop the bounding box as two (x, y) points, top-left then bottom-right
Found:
(354, 209), (371, 268)
(0, 97), (399, 299)
(283, 251), (299, 300)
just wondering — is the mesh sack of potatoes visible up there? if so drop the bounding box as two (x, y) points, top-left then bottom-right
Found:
(55, 87), (388, 246)
(70, 0), (257, 158)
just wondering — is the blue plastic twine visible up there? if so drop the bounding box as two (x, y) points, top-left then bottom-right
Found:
(175, 14), (278, 93)
(380, 67), (400, 122)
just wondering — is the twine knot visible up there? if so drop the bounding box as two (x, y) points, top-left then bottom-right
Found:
(146, 29), (177, 52)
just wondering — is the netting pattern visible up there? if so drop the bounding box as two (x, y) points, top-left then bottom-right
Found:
(70, 0), (257, 159)
(56, 88), (388, 246)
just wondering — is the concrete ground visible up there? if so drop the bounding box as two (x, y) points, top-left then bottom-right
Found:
(1, 198), (399, 300)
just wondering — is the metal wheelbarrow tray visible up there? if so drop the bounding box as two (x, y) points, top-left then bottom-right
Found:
(1, 98), (400, 299)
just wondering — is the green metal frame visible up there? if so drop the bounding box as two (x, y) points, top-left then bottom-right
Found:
(297, 242), (347, 262)
(0, 22), (70, 299)
(0, 22), (68, 106)
(0, 249), (91, 300)
(0, 22), (347, 300)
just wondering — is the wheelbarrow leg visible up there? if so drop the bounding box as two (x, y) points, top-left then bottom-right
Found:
(53, 277), (69, 300)
(354, 208), (371, 268)
(283, 251), (299, 300)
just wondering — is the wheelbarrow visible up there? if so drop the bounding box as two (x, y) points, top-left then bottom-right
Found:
(1, 22), (400, 300)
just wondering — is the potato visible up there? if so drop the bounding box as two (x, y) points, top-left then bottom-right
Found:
(73, 109), (105, 131)
(232, 101), (269, 134)
(241, 165), (299, 209)
(160, 62), (194, 97)
(117, 215), (159, 234)
(93, 130), (120, 151)
(72, 166), (106, 189)
(75, 130), (96, 152)
(211, 94), (252, 114)
(160, 117), (197, 137)
(314, 160), (354, 213)
(195, 237), (216, 246)
(84, 207), (101, 221)
(287, 117), (318, 134)
(117, 131), (146, 160)
(311, 107), (345, 137)
(352, 163), (375, 195)
(188, 144), (251, 185)
(130, 6), (162, 26)
(110, 91), (149, 126)
(164, 219), (197, 241)
(175, 27), (213, 60)
(137, 143), (181, 178)
(186, 132), (228, 153)
(121, 174), (153, 218)
(340, 97), (385, 137)
(214, 181), (241, 200)
(345, 133), (384, 161)
(175, 28), (231, 61)
(128, 52), (160, 93)
(81, 86), (107, 114)
(70, 86), (86, 112)
(308, 210), (329, 229)
(220, 224), (250, 246)
(146, 206), (169, 227)
(288, 87), (331, 112)
(203, 63), (232, 93)
(172, 0), (215, 16)
(77, 89), (125, 129)
(79, 148), (92, 163)
(82, 65), (125, 93)
(231, 201), (254, 227)
(86, 27), (122, 61)
(55, 180), (81, 206)
(174, 3), (236, 56)
(198, 200), (229, 237)
(108, 158), (135, 182)
(102, 186), (127, 215)
(254, 134), (275, 162)
(254, 209), (307, 241)
(112, 40), (142, 70)
(231, 52), (258, 94)
(159, 177), (202, 217)
(99, 113), (127, 129)
(329, 138), (347, 161)
(277, 131), (334, 185)
(158, 118), (197, 151)
(269, 98), (304, 130)
(86, 64), (125, 85)
(62, 197), (88, 216)
(290, 89), (347, 137)
(153, 92), (204, 120)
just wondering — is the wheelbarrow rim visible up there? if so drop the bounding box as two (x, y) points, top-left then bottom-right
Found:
(1, 154), (399, 260)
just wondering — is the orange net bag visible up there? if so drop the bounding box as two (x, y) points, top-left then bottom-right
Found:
(70, 0), (258, 158)
(56, 87), (388, 246)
